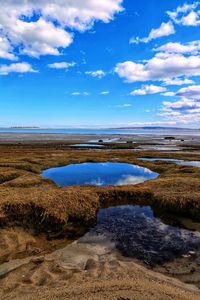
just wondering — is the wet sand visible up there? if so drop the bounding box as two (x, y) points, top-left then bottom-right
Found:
(0, 132), (199, 145)
(0, 232), (200, 300)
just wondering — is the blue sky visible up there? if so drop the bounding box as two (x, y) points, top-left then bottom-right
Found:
(0, 0), (200, 128)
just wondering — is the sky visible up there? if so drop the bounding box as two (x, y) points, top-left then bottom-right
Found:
(0, 0), (200, 128)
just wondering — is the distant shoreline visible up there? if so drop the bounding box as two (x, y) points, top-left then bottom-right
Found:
(1, 126), (199, 131)
(0, 128), (199, 138)
(9, 127), (40, 129)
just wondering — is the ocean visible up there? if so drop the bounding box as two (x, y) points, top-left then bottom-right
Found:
(0, 128), (199, 136)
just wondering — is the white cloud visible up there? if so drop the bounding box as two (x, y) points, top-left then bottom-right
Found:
(130, 84), (166, 96)
(125, 121), (176, 126)
(3, 18), (73, 58)
(71, 91), (90, 96)
(130, 22), (175, 44)
(174, 85), (200, 99)
(162, 85), (200, 98)
(168, 2), (198, 17)
(163, 78), (195, 86)
(167, 2), (200, 26)
(48, 62), (76, 70)
(0, 62), (37, 75)
(0, 0), (123, 59)
(163, 98), (200, 110)
(83, 92), (90, 96)
(182, 11), (200, 26)
(159, 85), (200, 124)
(0, 37), (16, 61)
(116, 104), (132, 108)
(115, 53), (200, 83)
(71, 92), (81, 96)
(162, 92), (176, 97)
(160, 98), (200, 123)
(155, 40), (200, 55)
(100, 91), (110, 95)
(85, 70), (106, 78)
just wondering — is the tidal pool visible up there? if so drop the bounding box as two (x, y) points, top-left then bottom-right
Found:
(138, 145), (180, 151)
(41, 162), (158, 187)
(138, 158), (200, 167)
(88, 138), (120, 143)
(88, 138), (128, 144)
(71, 144), (104, 148)
(81, 205), (200, 266)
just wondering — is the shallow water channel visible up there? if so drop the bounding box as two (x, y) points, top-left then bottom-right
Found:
(71, 144), (104, 148)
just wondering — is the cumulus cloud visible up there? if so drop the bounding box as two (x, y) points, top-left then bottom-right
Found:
(162, 85), (200, 99)
(1, 17), (73, 59)
(182, 11), (200, 26)
(48, 62), (76, 70)
(167, 2), (200, 26)
(163, 98), (200, 110)
(0, 62), (37, 75)
(163, 78), (195, 86)
(160, 98), (200, 123)
(162, 92), (177, 97)
(155, 40), (200, 55)
(0, 0), (123, 59)
(115, 53), (200, 83)
(159, 85), (200, 123)
(174, 85), (200, 99)
(0, 37), (16, 61)
(130, 22), (175, 44)
(85, 70), (106, 78)
(130, 85), (166, 96)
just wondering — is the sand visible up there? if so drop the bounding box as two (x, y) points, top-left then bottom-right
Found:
(0, 233), (200, 300)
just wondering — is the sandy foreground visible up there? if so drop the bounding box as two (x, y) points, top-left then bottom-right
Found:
(0, 235), (200, 300)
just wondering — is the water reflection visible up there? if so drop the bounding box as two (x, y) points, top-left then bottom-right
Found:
(138, 145), (180, 151)
(180, 161), (200, 167)
(138, 158), (200, 167)
(82, 205), (200, 266)
(88, 138), (128, 144)
(71, 144), (104, 148)
(41, 162), (158, 187)
(88, 138), (119, 143)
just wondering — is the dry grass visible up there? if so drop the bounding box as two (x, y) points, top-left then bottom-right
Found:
(0, 143), (199, 235)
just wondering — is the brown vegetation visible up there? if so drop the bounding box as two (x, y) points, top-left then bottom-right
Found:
(0, 142), (199, 236)
(0, 142), (200, 299)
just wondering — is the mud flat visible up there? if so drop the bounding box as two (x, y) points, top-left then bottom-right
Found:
(0, 135), (200, 299)
(0, 131), (199, 144)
